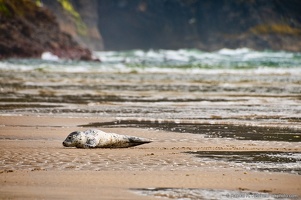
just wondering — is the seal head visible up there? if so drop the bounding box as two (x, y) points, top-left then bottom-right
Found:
(62, 131), (86, 148)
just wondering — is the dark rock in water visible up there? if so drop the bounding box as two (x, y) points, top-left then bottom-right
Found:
(0, 0), (93, 60)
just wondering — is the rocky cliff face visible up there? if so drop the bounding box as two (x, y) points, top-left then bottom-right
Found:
(42, 0), (104, 51)
(0, 0), (92, 60)
(96, 0), (301, 52)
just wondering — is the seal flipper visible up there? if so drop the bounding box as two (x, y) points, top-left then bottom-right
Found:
(127, 137), (152, 147)
(84, 138), (98, 148)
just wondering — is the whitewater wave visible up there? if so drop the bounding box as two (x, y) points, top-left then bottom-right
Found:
(41, 52), (60, 61)
(0, 48), (300, 74)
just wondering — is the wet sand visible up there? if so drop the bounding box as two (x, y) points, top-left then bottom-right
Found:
(0, 115), (300, 199)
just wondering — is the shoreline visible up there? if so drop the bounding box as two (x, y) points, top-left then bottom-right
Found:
(0, 115), (300, 199)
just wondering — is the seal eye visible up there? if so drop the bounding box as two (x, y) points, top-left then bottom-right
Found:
(68, 136), (72, 140)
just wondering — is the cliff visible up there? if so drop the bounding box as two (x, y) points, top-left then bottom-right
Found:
(96, 0), (301, 52)
(46, 0), (301, 52)
(0, 0), (92, 60)
(42, 0), (104, 51)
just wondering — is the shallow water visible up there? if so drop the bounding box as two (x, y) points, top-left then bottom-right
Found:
(186, 151), (301, 175)
(133, 188), (298, 200)
(82, 120), (301, 142)
(0, 48), (301, 175)
(0, 69), (300, 129)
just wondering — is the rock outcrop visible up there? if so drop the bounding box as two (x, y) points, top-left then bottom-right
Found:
(42, 0), (104, 51)
(0, 0), (92, 60)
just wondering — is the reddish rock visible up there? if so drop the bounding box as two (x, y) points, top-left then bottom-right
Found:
(0, 0), (93, 60)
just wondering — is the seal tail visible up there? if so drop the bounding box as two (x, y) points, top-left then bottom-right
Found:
(128, 137), (152, 147)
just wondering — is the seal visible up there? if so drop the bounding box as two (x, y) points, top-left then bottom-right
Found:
(62, 129), (152, 148)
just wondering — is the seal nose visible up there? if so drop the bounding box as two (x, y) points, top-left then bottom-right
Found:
(62, 141), (66, 147)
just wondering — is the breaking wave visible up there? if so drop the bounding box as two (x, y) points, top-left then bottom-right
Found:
(0, 48), (301, 74)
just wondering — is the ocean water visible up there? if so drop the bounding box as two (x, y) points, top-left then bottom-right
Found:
(1, 48), (300, 126)
(0, 48), (301, 176)
(1, 48), (301, 130)
(2, 48), (301, 72)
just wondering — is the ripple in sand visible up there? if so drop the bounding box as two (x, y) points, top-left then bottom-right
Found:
(0, 148), (203, 172)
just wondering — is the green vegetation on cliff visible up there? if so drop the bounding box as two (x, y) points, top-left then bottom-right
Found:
(57, 0), (87, 35)
(250, 24), (301, 35)
(0, 0), (37, 17)
(0, 0), (9, 16)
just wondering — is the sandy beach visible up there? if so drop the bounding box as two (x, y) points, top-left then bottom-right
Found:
(0, 115), (300, 199)
(1, 3), (301, 198)
(2, 1), (301, 198)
